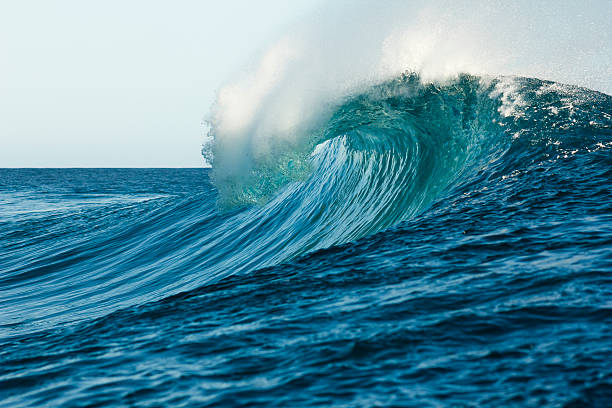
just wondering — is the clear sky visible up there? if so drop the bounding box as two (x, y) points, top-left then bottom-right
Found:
(0, 0), (321, 167)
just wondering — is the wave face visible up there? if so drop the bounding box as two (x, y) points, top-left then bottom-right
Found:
(2, 74), (612, 406)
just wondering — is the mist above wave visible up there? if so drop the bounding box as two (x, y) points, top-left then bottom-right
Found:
(204, 0), (611, 202)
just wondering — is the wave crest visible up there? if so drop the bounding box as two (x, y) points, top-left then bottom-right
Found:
(207, 74), (507, 239)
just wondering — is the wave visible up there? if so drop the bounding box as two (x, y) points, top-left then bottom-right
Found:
(206, 70), (611, 249)
(2, 72), (610, 338)
(3, 0), (612, 337)
(0, 74), (612, 342)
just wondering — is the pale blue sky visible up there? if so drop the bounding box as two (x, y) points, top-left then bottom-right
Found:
(0, 0), (321, 167)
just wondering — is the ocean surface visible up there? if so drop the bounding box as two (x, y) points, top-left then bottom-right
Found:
(1, 75), (612, 407)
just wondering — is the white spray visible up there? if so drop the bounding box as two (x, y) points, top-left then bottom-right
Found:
(205, 0), (611, 185)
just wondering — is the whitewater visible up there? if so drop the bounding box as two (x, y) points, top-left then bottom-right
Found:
(1, 1), (612, 406)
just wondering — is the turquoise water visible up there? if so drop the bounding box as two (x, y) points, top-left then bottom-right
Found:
(1, 75), (611, 407)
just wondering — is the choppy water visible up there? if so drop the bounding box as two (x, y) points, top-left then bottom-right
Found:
(1, 75), (612, 407)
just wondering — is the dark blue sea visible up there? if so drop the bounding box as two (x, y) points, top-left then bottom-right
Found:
(1, 75), (612, 407)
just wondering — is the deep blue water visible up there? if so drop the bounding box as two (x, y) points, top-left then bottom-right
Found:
(1, 75), (612, 407)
